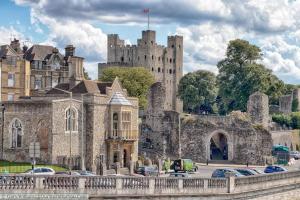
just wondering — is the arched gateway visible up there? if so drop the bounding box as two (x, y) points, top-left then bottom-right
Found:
(206, 130), (233, 161)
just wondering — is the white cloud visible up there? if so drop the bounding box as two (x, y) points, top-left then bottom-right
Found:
(0, 26), (25, 45)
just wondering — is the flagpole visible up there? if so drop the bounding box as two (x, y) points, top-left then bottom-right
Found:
(148, 11), (150, 30)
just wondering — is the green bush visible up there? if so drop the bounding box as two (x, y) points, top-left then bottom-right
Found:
(272, 114), (291, 127)
(291, 112), (300, 129)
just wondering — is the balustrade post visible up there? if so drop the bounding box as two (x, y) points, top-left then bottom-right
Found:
(78, 177), (86, 192)
(178, 179), (183, 193)
(204, 179), (208, 189)
(35, 177), (44, 190)
(116, 177), (123, 193)
(225, 172), (235, 193)
(115, 162), (121, 174)
(149, 178), (155, 194)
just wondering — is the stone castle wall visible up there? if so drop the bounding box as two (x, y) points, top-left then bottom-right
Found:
(99, 30), (183, 112)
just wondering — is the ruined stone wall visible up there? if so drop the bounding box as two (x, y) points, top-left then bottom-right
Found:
(247, 92), (269, 128)
(271, 130), (300, 151)
(180, 115), (272, 165)
(279, 95), (292, 114)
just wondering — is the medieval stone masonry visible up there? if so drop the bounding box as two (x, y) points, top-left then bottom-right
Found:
(98, 30), (183, 112)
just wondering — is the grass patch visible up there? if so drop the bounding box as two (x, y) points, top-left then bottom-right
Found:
(0, 160), (67, 174)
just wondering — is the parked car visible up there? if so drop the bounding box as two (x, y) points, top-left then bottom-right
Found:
(135, 166), (158, 176)
(170, 159), (198, 173)
(169, 172), (190, 178)
(235, 168), (258, 176)
(74, 170), (96, 176)
(264, 165), (287, 173)
(211, 169), (244, 178)
(55, 171), (81, 176)
(22, 167), (55, 175)
(249, 168), (264, 174)
(290, 151), (300, 160)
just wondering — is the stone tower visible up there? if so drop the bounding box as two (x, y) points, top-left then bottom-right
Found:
(99, 30), (183, 112)
(247, 91), (269, 128)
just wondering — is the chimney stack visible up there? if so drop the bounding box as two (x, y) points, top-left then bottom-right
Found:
(65, 45), (75, 57)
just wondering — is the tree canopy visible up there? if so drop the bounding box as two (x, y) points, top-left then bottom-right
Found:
(178, 70), (218, 114)
(100, 67), (155, 109)
(217, 39), (286, 112)
(83, 67), (91, 80)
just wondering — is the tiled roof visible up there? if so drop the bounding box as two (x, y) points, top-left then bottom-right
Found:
(46, 80), (113, 95)
(109, 92), (132, 106)
(24, 45), (63, 61)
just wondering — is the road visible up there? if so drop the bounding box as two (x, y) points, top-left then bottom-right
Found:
(169, 160), (300, 178)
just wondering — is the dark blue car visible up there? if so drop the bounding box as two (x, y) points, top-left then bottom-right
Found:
(264, 165), (287, 173)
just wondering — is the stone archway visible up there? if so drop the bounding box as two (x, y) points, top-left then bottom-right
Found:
(206, 130), (233, 161)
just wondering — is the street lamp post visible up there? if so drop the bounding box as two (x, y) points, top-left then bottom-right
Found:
(1, 104), (5, 160)
(52, 87), (73, 174)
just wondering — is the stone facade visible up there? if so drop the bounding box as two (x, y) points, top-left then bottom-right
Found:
(98, 30), (183, 112)
(0, 78), (139, 173)
(0, 40), (31, 101)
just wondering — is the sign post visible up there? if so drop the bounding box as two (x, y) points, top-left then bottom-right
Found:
(29, 142), (40, 173)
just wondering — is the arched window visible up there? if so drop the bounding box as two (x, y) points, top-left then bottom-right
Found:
(113, 113), (118, 137)
(158, 67), (161, 73)
(65, 108), (78, 132)
(11, 119), (23, 148)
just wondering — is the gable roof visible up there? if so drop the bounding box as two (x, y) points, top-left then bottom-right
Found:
(0, 45), (18, 58)
(24, 45), (63, 61)
(109, 92), (132, 106)
(46, 80), (113, 95)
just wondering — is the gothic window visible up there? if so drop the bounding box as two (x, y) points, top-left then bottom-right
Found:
(152, 67), (154, 72)
(138, 56), (140, 61)
(158, 67), (161, 73)
(172, 45), (174, 48)
(158, 57), (160, 61)
(122, 111), (131, 138)
(151, 41), (153, 45)
(113, 113), (118, 137)
(144, 55), (147, 60)
(169, 58), (172, 63)
(65, 107), (78, 132)
(11, 119), (23, 148)
(121, 57), (124, 62)
(179, 45), (181, 49)
(152, 55), (154, 60)
(169, 69), (172, 74)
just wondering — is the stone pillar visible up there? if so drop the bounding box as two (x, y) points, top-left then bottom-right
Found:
(115, 162), (121, 174)
(78, 177), (85, 192)
(129, 161), (134, 175)
(225, 172), (236, 193)
(178, 179), (183, 193)
(100, 163), (107, 176)
(247, 91), (269, 128)
(158, 159), (162, 176)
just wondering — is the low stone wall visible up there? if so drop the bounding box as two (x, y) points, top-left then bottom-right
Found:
(1, 171), (300, 199)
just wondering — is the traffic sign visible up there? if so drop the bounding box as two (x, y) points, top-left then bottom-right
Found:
(29, 142), (40, 158)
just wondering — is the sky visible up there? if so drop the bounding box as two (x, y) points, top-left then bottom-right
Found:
(1, 0), (300, 84)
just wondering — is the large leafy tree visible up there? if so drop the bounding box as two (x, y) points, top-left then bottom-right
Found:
(100, 67), (155, 109)
(217, 39), (286, 112)
(178, 70), (218, 114)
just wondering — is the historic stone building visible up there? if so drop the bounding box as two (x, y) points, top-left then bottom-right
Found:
(0, 39), (31, 101)
(140, 83), (273, 165)
(1, 77), (139, 173)
(98, 30), (183, 112)
(24, 44), (81, 96)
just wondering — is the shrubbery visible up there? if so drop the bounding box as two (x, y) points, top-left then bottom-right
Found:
(272, 112), (300, 129)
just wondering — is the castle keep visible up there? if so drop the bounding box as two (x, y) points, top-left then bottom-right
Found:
(98, 30), (183, 112)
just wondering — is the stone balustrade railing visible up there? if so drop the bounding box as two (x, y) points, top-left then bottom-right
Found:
(1, 170), (300, 196)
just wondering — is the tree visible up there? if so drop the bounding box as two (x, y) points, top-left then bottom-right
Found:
(178, 70), (218, 114)
(217, 39), (286, 112)
(100, 67), (155, 109)
(83, 67), (91, 80)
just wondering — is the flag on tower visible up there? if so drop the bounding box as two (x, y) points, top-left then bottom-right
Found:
(143, 8), (150, 13)
(143, 8), (150, 30)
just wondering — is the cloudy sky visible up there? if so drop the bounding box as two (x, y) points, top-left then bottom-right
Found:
(1, 0), (300, 83)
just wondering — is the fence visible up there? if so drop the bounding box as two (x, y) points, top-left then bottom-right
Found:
(0, 170), (300, 196)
